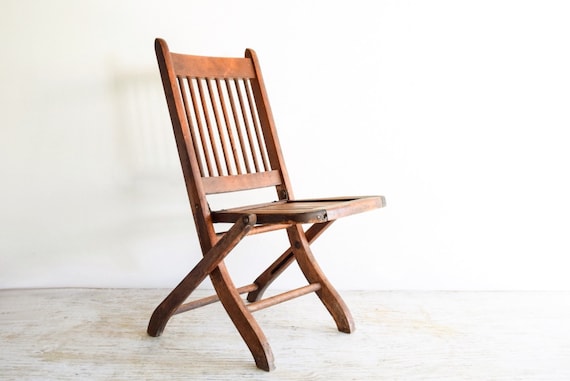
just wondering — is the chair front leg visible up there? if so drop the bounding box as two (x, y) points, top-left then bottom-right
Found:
(147, 214), (256, 337)
(209, 263), (276, 371)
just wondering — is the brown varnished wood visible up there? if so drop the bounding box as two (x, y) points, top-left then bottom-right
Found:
(209, 262), (275, 371)
(171, 53), (256, 79)
(286, 224), (355, 333)
(174, 284), (257, 315)
(147, 214), (256, 337)
(212, 196), (386, 225)
(245, 48), (292, 201)
(149, 38), (386, 371)
(247, 221), (335, 302)
(202, 170), (282, 194)
(247, 283), (322, 313)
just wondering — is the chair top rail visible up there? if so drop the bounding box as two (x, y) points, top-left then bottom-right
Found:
(171, 53), (255, 79)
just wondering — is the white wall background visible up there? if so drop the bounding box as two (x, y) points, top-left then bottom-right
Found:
(2, 0), (570, 290)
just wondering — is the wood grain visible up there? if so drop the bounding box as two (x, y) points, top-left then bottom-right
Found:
(152, 38), (385, 370)
(1, 288), (569, 380)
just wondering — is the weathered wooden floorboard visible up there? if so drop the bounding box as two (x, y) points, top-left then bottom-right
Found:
(1, 289), (569, 380)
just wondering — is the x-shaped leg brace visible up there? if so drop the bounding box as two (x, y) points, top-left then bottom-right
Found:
(147, 214), (256, 337)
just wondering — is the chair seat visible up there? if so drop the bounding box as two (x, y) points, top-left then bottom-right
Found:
(212, 196), (386, 225)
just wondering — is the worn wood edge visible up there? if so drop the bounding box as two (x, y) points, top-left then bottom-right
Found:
(203, 170), (282, 194)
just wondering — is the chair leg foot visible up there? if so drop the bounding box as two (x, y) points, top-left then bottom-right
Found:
(147, 306), (169, 337)
(210, 263), (276, 371)
(287, 225), (355, 333)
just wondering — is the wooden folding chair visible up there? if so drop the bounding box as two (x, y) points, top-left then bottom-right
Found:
(147, 38), (386, 371)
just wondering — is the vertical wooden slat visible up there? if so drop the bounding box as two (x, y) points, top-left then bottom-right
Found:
(178, 76), (206, 177)
(220, 81), (244, 175)
(189, 78), (215, 177)
(236, 79), (261, 172)
(208, 79), (233, 176)
(227, 79), (252, 174)
(174, 72), (272, 178)
(197, 78), (223, 176)
(216, 79), (238, 175)
(244, 79), (271, 171)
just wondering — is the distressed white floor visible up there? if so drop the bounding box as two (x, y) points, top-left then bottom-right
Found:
(1, 289), (569, 380)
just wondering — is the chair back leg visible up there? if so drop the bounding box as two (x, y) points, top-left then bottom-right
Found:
(247, 221), (335, 302)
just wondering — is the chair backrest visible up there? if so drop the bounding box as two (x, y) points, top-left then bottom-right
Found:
(155, 38), (293, 246)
